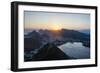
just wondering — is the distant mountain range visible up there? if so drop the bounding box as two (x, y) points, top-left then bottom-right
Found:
(24, 29), (90, 61)
(24, 29), (90, 50)
(78, 29), (90, 35)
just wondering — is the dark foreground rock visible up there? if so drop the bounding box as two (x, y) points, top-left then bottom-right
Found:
(32, 43), (71, 61)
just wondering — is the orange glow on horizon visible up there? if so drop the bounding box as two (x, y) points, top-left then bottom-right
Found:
(50, 23), (61, 31)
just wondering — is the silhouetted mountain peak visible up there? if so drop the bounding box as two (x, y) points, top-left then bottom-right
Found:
(32, 43), (70, 61)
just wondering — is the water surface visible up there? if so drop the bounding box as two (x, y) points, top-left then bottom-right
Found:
(58, 42), (90, 59)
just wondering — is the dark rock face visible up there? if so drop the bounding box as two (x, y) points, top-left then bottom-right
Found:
(32, 43), (70, 61)
(24, 30), (42, 51)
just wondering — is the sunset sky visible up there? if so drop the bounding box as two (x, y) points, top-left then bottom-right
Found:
(24, 11), (90, 30)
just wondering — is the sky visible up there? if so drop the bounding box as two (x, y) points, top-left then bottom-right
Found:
(24, 11), (90, 30)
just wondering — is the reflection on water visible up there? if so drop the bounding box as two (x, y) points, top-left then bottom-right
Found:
(58, 42), (90, 59)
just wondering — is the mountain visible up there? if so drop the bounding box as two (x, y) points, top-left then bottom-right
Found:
(24, 30), (42, 51)
(32, 43), (71, 61)
(61, 29), (90, 41)
(60, 29), (90, 47)
(24, 29), (90, 51)
(78, 29), (90, 35)
(24, 29), (90, 61)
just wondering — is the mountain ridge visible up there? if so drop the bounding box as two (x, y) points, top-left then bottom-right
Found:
(32, 43), (72, 61)
(24, 29), (90, 61)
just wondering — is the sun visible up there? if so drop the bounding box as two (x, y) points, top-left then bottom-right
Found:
(51, 24), (61, 31)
